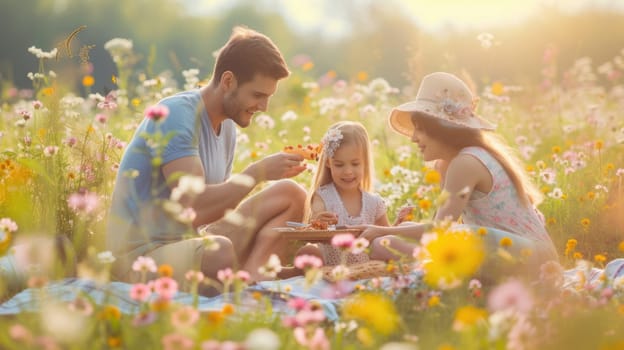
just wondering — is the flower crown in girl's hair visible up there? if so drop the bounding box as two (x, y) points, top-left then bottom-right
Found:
(321, 128), (343, 158)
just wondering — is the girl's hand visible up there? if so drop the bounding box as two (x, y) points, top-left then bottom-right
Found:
(393, 205), (415, 226)
(349, 224), (388, 242)
(311, 211), (338, 225)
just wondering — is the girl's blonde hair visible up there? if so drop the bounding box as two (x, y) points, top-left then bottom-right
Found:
(303, 121), (375, 222)
(413, 113), (543, 207)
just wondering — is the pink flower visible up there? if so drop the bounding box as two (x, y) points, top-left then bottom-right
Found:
(217, 268), (235, 283)
(185, 270), (204, 283)
(132, 311), (157, 326)
(488, 279), (533, 314)
(132, 256), (157, 273)
(162, 333), (194, 350)
(130, 283), (152, 302)
(294, 327), (330, 350)
(171, 306), (200, 329)
(287, 297), (308, 311)
(9, 324), (32, 342)
(32, 100), (43, 109)
(67, 191), (99, 215)
(95, 113), (108, 124)
(153, 277), (178, 299)
(145, 104), (169, 122)
(331, 233), (355, 249)
(236, 270), (251, 283)
(43, 146), (59, 157)
(294, 254), (323, 269)
(0, 218), (18, 233)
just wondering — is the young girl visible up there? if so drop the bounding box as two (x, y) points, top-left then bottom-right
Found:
(357, 72), (558, 277)
(297, 121), (390, 266)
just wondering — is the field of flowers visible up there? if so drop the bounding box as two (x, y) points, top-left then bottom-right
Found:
(0, 38), (623, 349)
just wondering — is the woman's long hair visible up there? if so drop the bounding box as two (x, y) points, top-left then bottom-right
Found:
(303, 121), (375, 222)
(414, 113), (543, 207)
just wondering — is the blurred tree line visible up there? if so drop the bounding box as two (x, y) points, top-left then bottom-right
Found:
(1, 0), (623, 94)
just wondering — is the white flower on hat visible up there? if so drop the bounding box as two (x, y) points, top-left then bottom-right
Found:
(321, 128), (343, 158)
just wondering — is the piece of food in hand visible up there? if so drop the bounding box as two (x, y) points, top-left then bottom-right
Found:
(283, 144), (322, 161)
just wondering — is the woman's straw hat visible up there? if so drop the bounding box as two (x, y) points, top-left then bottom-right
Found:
(389, 72), (496, 137)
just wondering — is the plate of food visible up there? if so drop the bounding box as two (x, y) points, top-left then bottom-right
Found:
(275, 220), (362, 242)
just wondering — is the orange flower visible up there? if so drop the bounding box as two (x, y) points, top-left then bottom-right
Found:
(82, 75), (95, 87)
(158, 264), (174, 277)
(357, 71), (369, 82)
(490, 81), (505, 96)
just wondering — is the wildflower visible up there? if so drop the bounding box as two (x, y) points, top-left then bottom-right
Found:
(245, 328), (281, 350)
(424, 169), (441, 184)
(331, 233), (355, 249)
(161, 333), (194, 350)
(357, 71), (368, 81)
(97, 251), (116, 264)
(452, 305), (488, 331)
(428, 295), (440, 307)
(158, 264), (174, 277)
(100, 305), (122, 320)
(594, 254), (607, 264)
(67, 190), (99, 215)
(342, 293), (401, 335)
(82, 75), (95, 87)
(422, 229), (485, 289)
(107, 337), (122, 348)
(580, 218), (590, 229)
(222, 303), (235, 315)
(294, 254), (323, 270)
(476, 227), (487, 236)
(619, 241), (624, 253)
(573, 252), (583, 260)
(184, 270), (204, 283)
(258, 254), (283, 278)
(351, 237), (369, 255)
(43, 145), (59, 157)
(130, 283), (152, 302)
(153, 276), (178, 299)
(144, 104), (169, 122)
(594, 140), (603, 150)
(294, 327), (330, 350)
(132, 256), (157, 273)
(418, 199), (432, 210)
(171, 306), (200, 329)
(487, 279), (533, 314)
(499, 237), (513, 248)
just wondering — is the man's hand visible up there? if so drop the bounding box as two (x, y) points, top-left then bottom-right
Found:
(247, 152), (307, 182)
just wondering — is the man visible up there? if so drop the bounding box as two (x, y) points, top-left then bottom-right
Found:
(107, 26), (307, 294)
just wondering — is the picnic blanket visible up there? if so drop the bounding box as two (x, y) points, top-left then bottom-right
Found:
(2, 259), (623, 318)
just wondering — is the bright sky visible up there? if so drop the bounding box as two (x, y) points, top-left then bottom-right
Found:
(186, 0), (624, 37)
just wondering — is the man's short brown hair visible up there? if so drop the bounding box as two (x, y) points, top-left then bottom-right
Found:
(213, 26), (290, 85)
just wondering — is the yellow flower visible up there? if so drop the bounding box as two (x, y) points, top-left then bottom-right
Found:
(82, 75), (95, 87)
(342, 293), (401, 335)
(100, 305), (121, 320)
(594, 254), (606, 264)
(566, 239), (578, 248)
(424, 169), (441, 184)
(42, 87), (55, 96)
(357, 71), (368, 82)
(525, 164), (535, 172)
(573, 252), (583, 260)
(546, 217), (556, 225)
(594, 140), (603, 150)
(490, 81), (505, 96)
(302, 61), (314, 71)
(580, 218), (590, 229)
(207, 311), (224, 324)
(606, 163), (615, 171)
(586, 191), (596, 200)
(131, 98), (141, 107)
(618, 241), (624, 253)
(423, 229), (485, 289)
(453, 305), (487, 331)
(551, 145), (561, 154)
(428, 295), (440, 307)
(383, 169), (391, 177)
(419, 199), (432, 210)
(499, 237), (513, 248)
(250, 151), (258, 159)
(438, 344), (456, 350)
(112, 75), (117, 83)
(476, 227), (487, 236)
(107, 337), (122, 348)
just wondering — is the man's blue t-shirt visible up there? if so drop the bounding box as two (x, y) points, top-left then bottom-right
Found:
(106, 90), (236, 271)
